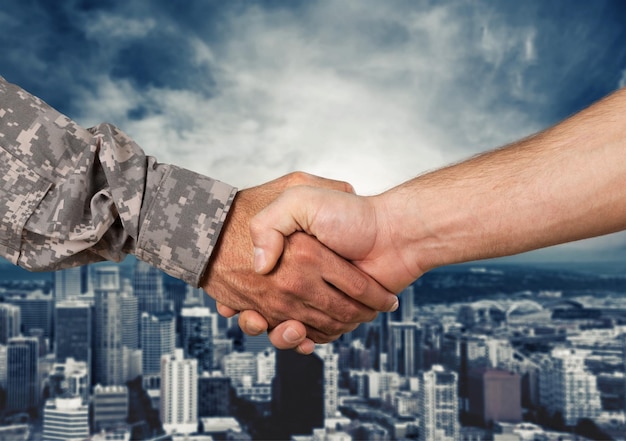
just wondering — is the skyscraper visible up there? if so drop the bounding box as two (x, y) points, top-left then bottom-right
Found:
(7, 290), (53, 339)
(0, 303), (20, 344)
(141, 311), (175, 389)
(419, 365), (460, 441)
(54, 267), (88, 302)
(55, 299), (92, 365)
(388, 322), (423, 377)
(134, 260), (165, 315)
(6, 336), (39, 413)
(161, 349), (198, 435)
(120, 289), (139, 350)
(181, 306), (214, 373)
(94, 266), (124, 386)
(391, 285), (415, 323)
(315, 344), (339, 418)
(272, 350), (324, 439)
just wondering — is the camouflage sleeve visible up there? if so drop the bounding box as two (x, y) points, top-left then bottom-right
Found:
(0, 76), (237, 287)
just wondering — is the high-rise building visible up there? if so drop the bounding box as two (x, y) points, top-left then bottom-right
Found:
(181, 306), (214, 373)
(467, 368), (522, 426)
(55, 299), (91, 365)
(161, 349), (198, 435)
(388, 322), (423, 377)
(42, 397), (89, 441)
(120, 289), (139, 350)
(47, 358), (90, 403)
(272, 350), (324, 439)
(198, 371), (231, 417)
(94, 266), (124, 386)
(6, 336), (39, 413)
(54, 267), (88, 302)
(92, 384), (129, 432)
(6, 290), (53, 339)
(134, 260), (165, 315)
(141, 311), (175, 389)
(539, 348), (602, 426)
(315, 344), (339, 418)
(0, 303), (20, 344)
(419, 365), (460, 441)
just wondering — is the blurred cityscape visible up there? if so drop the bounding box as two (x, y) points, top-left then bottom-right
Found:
(0, 258), (625, 440)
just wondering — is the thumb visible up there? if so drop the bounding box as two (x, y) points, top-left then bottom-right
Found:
(250, 186), (318, 274)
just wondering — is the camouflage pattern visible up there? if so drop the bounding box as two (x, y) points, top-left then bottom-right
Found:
(0, 76), (237, 287)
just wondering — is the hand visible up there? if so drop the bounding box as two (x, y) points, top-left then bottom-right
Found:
(249, 185), (419, 294)
(201, 173), (399, 351)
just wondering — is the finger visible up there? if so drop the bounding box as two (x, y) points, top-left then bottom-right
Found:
(322, 256), (399, 313)
(266, 320), (309, 350)
(216, 302), (238, 318)
(238, 310), (269, 336)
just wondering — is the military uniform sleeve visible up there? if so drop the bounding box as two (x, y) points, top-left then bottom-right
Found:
(0, 76), (237, 287)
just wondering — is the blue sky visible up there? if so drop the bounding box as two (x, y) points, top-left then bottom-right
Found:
(2, 0), (626, 263)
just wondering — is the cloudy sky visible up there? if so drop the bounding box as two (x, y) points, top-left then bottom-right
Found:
(2, 0), (626, 263)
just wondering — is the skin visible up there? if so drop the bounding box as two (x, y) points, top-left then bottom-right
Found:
(200, 172), (398, 353)
(242, 85), (626, 351)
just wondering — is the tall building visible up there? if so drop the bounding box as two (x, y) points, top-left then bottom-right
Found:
(161, 349), (198, 435)
(92, 384), (129, 432)
(419, 365), (460, 441)
(55, 299), (91, 365)
(181, 306), (214, 373)
(54, 266), (88, 302)
(272, 350), (324, 439)
(141, 311), (175, 389)
(388, 322), (423, 377)
(6, 336), (39, 413)
(6, 290), (53, 339)
(539, 348), (602, 426)
(0, 303), (20, 344)
(198, 371), (231, 417)
(467, 368), (522, 426)
(120, 290), (139, 350)
(316, 344), (339, 418)
(42, 397), (89, 441)
(134, 260), (165, 315)
(94, 266), (124, 386)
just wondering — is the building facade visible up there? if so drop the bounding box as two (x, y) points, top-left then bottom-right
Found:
(42, 397), (89, 441)
(419, 365), (460, 441)
(160, 349), (198, 435)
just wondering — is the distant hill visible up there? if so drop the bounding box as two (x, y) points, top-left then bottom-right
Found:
(413, 262), (626, 305)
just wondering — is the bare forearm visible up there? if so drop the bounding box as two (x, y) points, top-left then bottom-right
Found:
(381, 87), (626, 275)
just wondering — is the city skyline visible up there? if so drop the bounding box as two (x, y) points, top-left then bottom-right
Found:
(0, 260), (625, 439)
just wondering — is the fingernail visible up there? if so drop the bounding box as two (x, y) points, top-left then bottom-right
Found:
(389, 298), (399, 312)
(283, 327), (302, 344)
(254, 247), (266, 273)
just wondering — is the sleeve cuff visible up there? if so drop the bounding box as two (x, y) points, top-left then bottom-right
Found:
(135, 165), (237, 287)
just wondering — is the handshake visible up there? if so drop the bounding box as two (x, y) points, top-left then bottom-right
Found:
(202, 85), (626, 353)
(201, 171), (414, 355)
